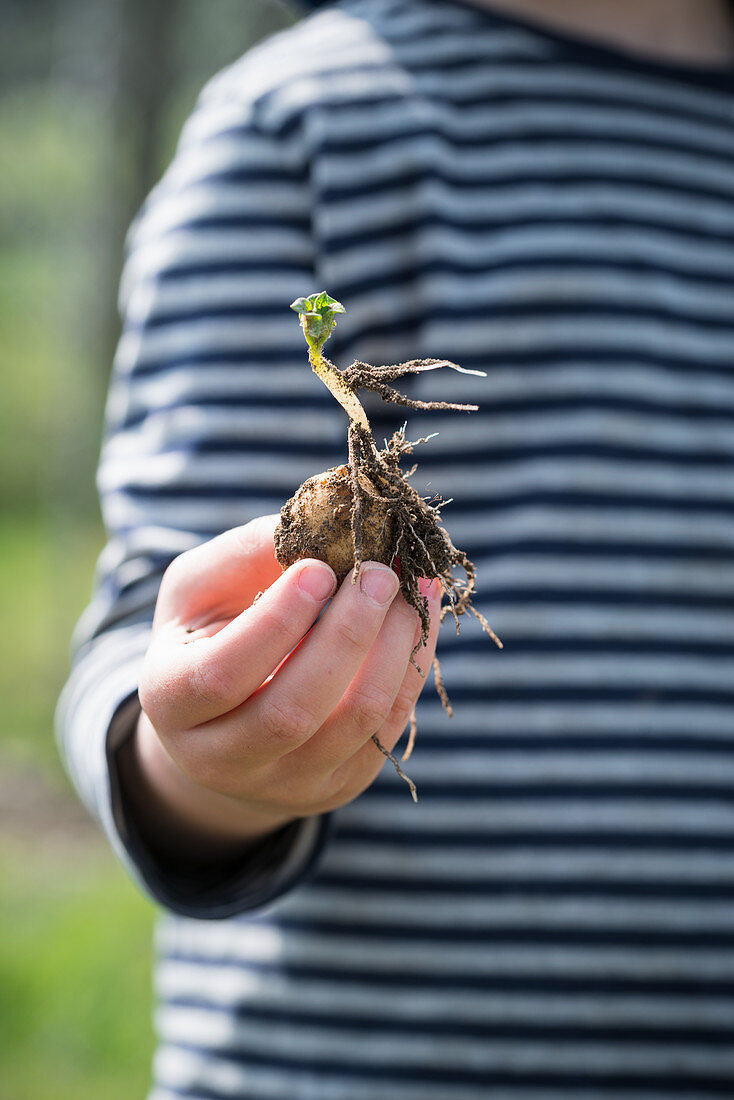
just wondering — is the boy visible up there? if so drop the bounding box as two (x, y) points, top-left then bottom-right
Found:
(59, 1), (734, 1095)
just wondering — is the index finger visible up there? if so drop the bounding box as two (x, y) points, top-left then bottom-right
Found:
(153, 514), (283, 630)
(140, 557), (337, 734)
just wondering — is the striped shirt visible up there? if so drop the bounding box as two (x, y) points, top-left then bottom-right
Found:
(57, 0), (734, 1095)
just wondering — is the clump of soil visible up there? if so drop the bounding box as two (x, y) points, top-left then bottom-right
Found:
(274, 293), (501, 797)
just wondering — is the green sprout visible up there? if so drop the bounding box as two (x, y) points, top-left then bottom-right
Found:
(290, 291), (345, 355)
(290, 292), (370, 431)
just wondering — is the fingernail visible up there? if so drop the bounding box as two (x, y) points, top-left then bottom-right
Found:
(298, 562), (336, 601)
(360, 563), (399, 605)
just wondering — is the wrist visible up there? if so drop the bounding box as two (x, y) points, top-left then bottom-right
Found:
(117, 712), (294, 863)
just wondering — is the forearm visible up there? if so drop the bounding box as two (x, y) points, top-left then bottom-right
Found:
(116, 713), (295, 864)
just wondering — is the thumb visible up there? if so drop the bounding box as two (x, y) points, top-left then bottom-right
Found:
(154, 514), (283, 628)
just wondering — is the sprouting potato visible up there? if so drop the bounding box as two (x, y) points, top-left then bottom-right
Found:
(273, 292), (501, 797)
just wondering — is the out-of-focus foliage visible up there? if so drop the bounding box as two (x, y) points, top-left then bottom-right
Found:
(0, 2), (296, 1096)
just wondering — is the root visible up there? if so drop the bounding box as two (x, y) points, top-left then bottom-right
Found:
(285, 343), (501, 795)
(371, 733), (418, 802)
(402, 706), (418, 762)
(344, 414), (501, 789)
(432, 655), (453, 718)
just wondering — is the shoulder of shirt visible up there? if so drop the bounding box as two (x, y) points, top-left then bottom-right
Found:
(188, 0), (490, 136)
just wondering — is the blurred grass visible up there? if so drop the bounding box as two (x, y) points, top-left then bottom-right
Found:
(0, 62), (157, 1100)
(0, 506), (158, 1100)
(0, 511), (102, 771)
(0, 845), (155, 1100)
(1, 5), (296, 1094)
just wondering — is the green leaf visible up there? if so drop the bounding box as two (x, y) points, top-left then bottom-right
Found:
(291, 292), (345, 317)
(290, 297), (312, 314)
(314, 291), (345, 313)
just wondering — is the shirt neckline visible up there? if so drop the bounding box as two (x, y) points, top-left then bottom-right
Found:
(435, 0), (734, 92)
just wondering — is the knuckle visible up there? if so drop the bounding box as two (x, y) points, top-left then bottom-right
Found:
(187, 658), (238, 715)
(389, 687), (416, 732)
(159, 548), (192, 596)
(137, 654), (170, 731)
(258, 696), (317, 751)
(257, 604), (301, 644)
(333, 616), (369, 655)
(348, 683), (395, 733)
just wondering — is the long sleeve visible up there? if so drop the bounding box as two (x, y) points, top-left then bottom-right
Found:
(56, 64), (346, 917)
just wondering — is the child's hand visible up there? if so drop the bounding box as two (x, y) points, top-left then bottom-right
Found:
(121, 515), (441, 862)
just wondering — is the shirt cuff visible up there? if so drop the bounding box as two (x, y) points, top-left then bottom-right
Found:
(106, 693), (331, 920)
(57, 625), (330, 920)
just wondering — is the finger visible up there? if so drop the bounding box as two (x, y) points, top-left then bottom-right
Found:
(140, 557), (337, 733)
(301, 588), (426, 772)
(327, 580), (442, 796)
(153, 514), (282, 629)
(314, 576), (442, 774)
(241, 562), (401, 760)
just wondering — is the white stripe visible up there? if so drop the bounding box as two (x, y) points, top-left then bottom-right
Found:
(321, 98), (734, 163)
(431, 651), (734, 692)
(417, 407), (734, 457)
(321, 842), (734, 883)
(106, 406), (343, 449)
(341, 797), (734, 834)
(157, 959), (734, 1025)
(119, 228), (313, 305)
(330, 176), (734, 245)
(459, 605), (734, 646)
(99, 452), (339, 493)
(411, 455), (734, 502)
(322, 137), (734, 199)
(443, 506), (734, 552)
(103, 494), (286, 533)
(281, 892), (734, 936)
(153, 1044), (498, 1100)
(414, 361), (734, 411)
(125, 365), (313, 408)
(444, 554), (734, 596)
(332, 221), (734, 283)
(156, 1003), (734, 1074)
(159, 920), (734, 980)
(413, 699), (734, 737)
(386, 51), (734, 123)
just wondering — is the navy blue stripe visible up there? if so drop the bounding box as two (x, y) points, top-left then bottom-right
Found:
(442, 490), (734, 516)
(465, 588), (734, 611)
(315, 86), (734, 138)
(337, 826), (734, 850)
(119, 394), (734, 433)
(157, 254), (734, 290)
(403, 736), (734, 754)
(321, 168), (734, 211)
(366, 777), (734, 800)
(118, 346), (734, 382)
(325, 208), (734, 256)
(182, 438), (734, 469)
(312, 872), (734, 900)
(164, 1041), (734, 1093)
(128, 296), (734, 333)
(445, 637), (734, 657)
(118, 393), (333, 432)
(159, 1073), (734, 1100)
(119, 485), (734, 521)
(315, 124), (734, 176)
(476, 539), (734, 562)
(267, 917), (734, 950)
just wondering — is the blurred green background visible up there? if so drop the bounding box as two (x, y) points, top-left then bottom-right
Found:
(1, 2), (294, 1096)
